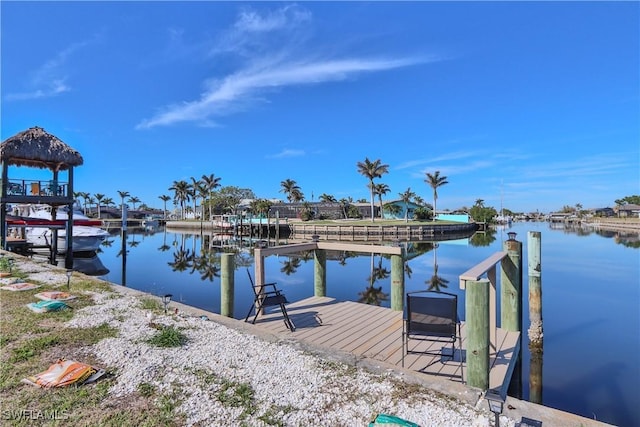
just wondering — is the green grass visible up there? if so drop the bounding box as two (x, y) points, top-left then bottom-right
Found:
(9, 335), (61, 362)
(0, 254), (186, 426)
(139, 297), (162, 311)
(146, 325), (187, 348)
(0, 256), (13, 272)
(137, 382), (156, 397)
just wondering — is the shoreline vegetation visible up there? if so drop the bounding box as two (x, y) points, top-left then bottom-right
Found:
(0, 253), (612, 426)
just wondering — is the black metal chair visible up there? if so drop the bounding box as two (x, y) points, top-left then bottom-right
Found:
(402, 290), (463, 381)
(244, 269), (295, 332)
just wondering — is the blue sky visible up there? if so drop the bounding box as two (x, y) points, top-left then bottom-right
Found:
(2, 1), (638, 213)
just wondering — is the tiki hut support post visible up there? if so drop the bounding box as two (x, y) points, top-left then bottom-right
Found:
(1, 162), (8, 250)
(65, 167), (74, 269)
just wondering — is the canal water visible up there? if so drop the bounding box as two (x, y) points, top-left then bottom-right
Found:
(87, 221), (638, 426)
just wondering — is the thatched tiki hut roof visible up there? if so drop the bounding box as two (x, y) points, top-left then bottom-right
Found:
(0, 126), (83, 171)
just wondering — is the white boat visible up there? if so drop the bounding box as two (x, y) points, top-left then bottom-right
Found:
(141, 215), (159, 228)
(19, 205), (110, 253)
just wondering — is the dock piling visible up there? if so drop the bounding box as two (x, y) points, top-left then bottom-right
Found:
(500, 234), (522, 332)
(314, 248), (326, 297)
(220, 253), (234, 318)
(527, 231), (543, 403)
(466, 278), (490, 389)
(390, 253), (404, 311)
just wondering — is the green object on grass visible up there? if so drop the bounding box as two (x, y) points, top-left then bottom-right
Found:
(34, 300), (67, 310)
(27, 300), (69, 313)
(369, 413), (420, 427)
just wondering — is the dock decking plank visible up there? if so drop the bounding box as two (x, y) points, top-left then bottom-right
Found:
(249, 296), (519, 390)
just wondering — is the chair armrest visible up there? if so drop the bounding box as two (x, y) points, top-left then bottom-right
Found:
(254, 283), (284, 296)
(261, 283), (281, 292)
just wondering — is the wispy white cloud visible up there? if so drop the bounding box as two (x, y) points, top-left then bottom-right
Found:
(5, 39), (92, 101)
(267, 149), (306, 159)
(5, 79), (70, 101)
(235, 5), (311, 33)
(210, 4), (311, 58)
(137, 5), (433, 129)
(137, 56), (425, 129)
(397, 150), (481, 170)
(518, 153), (634, 180)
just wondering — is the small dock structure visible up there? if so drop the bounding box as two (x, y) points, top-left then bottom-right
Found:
(233, 239), (524, 396)
(250, 295), (519, 392)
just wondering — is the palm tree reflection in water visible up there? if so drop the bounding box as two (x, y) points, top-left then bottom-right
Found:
(281, 257), (302, 275)
(359, 253), (390, 306)
(426, 243), (449, 292)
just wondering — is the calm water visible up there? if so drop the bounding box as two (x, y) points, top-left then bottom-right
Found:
(88, 221), (639, 426)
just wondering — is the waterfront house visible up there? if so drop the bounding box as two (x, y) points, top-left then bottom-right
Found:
(381, 199), (422, 220)
(616, 204), (640, 218)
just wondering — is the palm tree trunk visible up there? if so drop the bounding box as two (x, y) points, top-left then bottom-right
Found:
(370, 183), (375, 222)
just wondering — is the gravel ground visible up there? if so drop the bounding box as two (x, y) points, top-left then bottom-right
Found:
(11, 257), (518, 427)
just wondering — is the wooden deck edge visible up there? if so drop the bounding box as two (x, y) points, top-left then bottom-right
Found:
(494, 333), (521, 398)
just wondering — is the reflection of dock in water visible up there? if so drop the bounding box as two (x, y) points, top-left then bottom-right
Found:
(28, 249), (110, 276)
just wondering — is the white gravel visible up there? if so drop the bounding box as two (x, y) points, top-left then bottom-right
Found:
(65, 291), (515, 427)
(12, 258), (517, 427)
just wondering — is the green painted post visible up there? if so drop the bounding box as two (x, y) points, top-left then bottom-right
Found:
(314, 249), (326, 297)
(220, 253), (234, 318)
(390, 253), (404, 311)
(527, 231), (543, 404)
(501, 234), (522, 332)
(466, 279), (490, 389)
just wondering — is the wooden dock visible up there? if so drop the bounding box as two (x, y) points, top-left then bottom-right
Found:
(249, 296), (520, 394)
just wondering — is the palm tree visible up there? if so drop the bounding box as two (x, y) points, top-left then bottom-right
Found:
(373, 183), (390, 219)
(94, 193), (105, 219)
(614, 199), (625, 218)
(424, 171), (448, 222)
(338, 197), (352, 219)
(195, 181), (209, 220)
(290, 188), (304, 202)
(189, 177), (202, 219)
(159, 195), (171, 219)
(356, 157), (389, 222)
(102, 197), (114, 214)
(75, 191), (90, 215)
(73, 191), (83, 207)
(251, 199), (272, 218)
(280, 179), (301, 202)
(117, 190), (130, 212)
(399, 187), (416, 223)
(318, 193), (337, 203)
(169, 180), (190, 220)
(201, 174), (222, 220)
(127, 196), (141, 210)
(383, 203), (402, 218)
